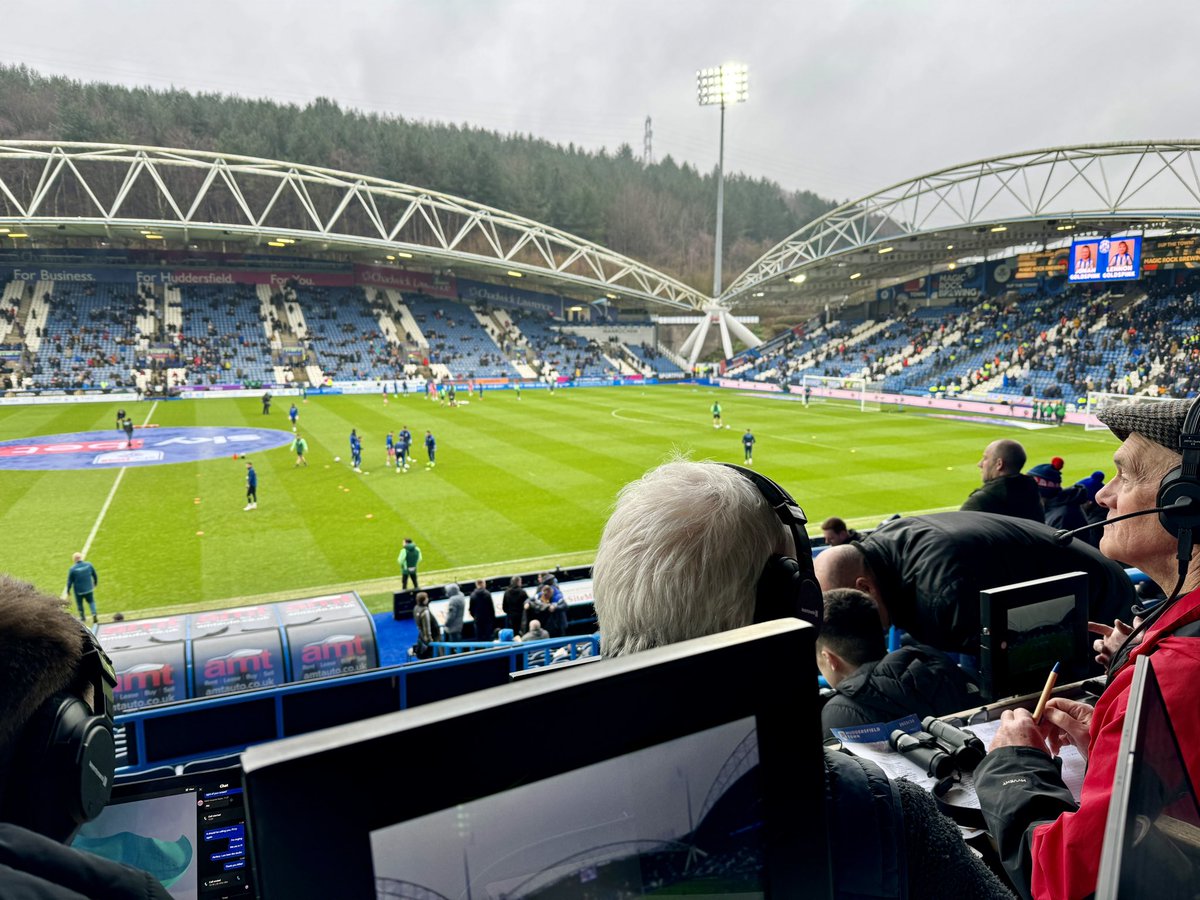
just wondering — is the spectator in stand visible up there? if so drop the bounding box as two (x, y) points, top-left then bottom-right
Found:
(501, 575), (528, 634)
(1028, 458), (1090, 537)
(469, 579), (496, 642)
(817, 588), (978, 738)
(412, 591), (434, 660)
(820, 516), (862, 546)
(961, 439), (1044, 522)
(520, 618), (550, 642)
(442, 584), (465, 642)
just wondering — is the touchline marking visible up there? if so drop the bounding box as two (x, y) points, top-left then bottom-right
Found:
(65, 401), (159, 596)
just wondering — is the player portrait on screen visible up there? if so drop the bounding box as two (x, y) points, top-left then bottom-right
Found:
(1109, 240), (1134, 271)
(1074, 243), (1097, 273)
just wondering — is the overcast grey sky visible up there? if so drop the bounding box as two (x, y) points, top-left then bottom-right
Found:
(6, 1), (1194, 202)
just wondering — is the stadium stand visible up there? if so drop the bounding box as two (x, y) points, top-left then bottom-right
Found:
(402, 294), (518, 378)
(507, 307), (611, 378)
(290, 285), (399, 380)
(177, 284), (274, 386)
(27, 282), (144, 389)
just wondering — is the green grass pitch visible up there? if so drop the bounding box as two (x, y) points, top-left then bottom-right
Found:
(0, 385), (1120, 617)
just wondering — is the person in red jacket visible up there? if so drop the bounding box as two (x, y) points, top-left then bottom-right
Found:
(975, 398), (1200, 900)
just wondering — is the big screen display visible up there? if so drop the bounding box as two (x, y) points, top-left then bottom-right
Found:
(1068, 236), (1142, 283)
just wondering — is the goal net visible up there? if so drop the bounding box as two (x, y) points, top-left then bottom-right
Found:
(800, 374), (882, 412)
(1084, 390), (1175, 431)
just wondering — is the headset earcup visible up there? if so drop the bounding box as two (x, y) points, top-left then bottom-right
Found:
(754, 554), (823, 633)
(4, 694), (115, 842)
(1158, 466), (1200, 537)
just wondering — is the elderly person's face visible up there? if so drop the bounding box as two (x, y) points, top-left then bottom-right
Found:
(1094, 434), (1179, 570)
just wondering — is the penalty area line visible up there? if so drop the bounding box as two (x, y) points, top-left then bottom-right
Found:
(63, 401), (159, 598)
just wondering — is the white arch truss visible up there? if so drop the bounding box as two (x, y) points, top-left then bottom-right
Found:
(0, 141), (707, 310)
(723, 140), (1200, 304)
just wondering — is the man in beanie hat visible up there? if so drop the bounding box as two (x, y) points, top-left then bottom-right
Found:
(1028, 457), (1091, 538)
(975, 398), (1200, 899)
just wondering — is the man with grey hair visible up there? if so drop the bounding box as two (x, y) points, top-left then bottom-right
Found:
(961, 438), (1043, 522)
(974, 398), (1200, 899)
(593, 460), (1013, 899)
(593, 461), (789, 657)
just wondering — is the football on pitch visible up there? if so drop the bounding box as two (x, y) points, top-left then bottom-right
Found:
(334, 456), (341, 462)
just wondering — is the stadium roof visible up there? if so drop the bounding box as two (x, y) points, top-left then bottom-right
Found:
(0, 141), (707, 311)
(721, 141), (1200, 312)
(3, 141), (1200, 319)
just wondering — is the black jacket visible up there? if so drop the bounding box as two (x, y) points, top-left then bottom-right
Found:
(468, 588), (496, 640)
(823, 749), (1014, 899)
(821, 644), (979, 738)
(961, 474), (1045, 523)
(0, 823), (171, 899)
(1041, 485), (1089, 534)
(858, 512), (1136, 655)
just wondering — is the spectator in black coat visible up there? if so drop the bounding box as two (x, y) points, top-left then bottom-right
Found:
(817, 589), (978, 738)
(468, 579), (496, 642)
(501, 575), (528, 634)
(814, 511), (1136, 656)
(960, 439), (1044, 523)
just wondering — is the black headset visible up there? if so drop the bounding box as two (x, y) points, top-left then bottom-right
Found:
(1156, 396), (1200, 540)
(722, 464), (824, 633)
(3, 627), (118, 843)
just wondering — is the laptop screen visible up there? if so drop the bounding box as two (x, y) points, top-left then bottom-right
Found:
(242, 620), (828, 899)
(72, 767), (256, 900)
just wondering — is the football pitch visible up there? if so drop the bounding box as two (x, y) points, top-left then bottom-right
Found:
(0, 385), (1121, 617)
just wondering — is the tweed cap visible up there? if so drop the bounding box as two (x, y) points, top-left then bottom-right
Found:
(1095, 398), (1193, 452)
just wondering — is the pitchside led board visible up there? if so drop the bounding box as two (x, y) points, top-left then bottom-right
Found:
(97, 592), (379, 713)
(1068, 236), (1142, 283)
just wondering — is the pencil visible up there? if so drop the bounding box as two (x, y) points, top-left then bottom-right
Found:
(1032, 661), (1060, 725)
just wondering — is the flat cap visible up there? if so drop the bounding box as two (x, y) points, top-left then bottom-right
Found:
(1096, 398), (1193, 452)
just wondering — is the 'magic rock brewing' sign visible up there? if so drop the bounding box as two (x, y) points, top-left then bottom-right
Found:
(0, 427), (295, 471)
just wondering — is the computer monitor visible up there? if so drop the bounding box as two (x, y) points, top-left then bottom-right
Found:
(242, 619), (828, 899)
(71, 766), (256, 899)
(1096, 655), (1199, 899)
(979, 571), (1090, 701)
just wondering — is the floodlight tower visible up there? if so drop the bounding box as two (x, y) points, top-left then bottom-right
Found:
(697, 63), (748, 298)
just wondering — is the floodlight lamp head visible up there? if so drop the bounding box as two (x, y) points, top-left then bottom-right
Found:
(696, 62), (749, 107)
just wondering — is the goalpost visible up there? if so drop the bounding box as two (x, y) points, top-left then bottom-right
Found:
(1083, 390), (1176, 431)
(800, 373), (882, 412)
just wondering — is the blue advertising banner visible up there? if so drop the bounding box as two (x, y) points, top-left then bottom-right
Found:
(457, 278), (562, 315)
(932, 265), (986, 300)
(1068, 236), (1142, 283)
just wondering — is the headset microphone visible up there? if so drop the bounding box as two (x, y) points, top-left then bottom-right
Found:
(1054, 498), (1196, 545)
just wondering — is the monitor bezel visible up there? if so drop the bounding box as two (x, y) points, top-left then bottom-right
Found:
(241, 619), (828, 899)
(979, 570), (1090, 702)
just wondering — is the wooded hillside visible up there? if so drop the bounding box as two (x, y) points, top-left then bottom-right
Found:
(0, 65), (839, 293)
